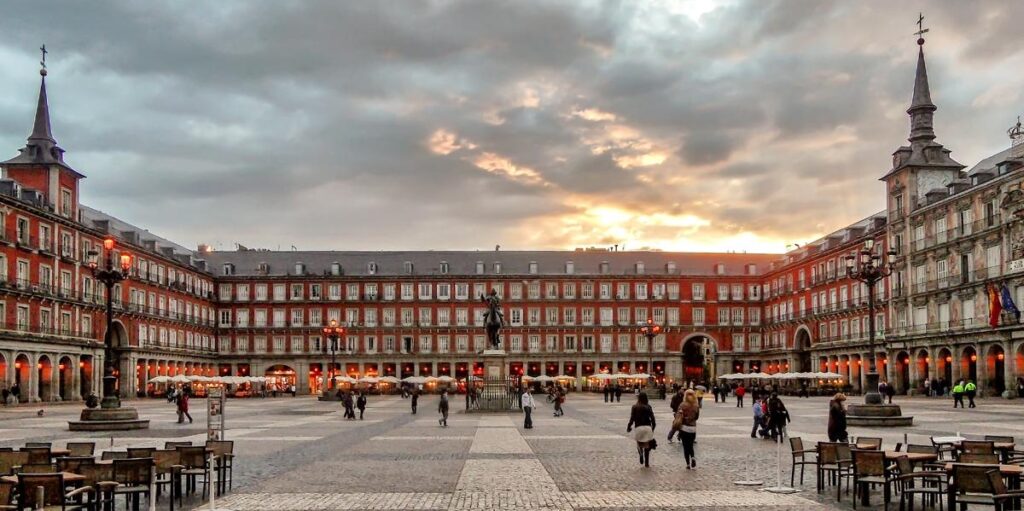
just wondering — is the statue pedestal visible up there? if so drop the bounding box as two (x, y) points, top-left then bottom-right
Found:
(471, 350), (518, 413)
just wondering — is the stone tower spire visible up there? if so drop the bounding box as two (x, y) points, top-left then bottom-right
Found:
(907, 38), (937, 147)
(2, 45), (70, 167)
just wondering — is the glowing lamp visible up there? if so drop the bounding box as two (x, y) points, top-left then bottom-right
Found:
(103, 237), (115, 251)
(998, 353), (1005, 361)
(15, 362), (21, 369)
(971, 354), (978, 362)
(79, 361), (85, 368)
(925, 357), (931, 363)
(59, 364), (65, 370)
(119, 253), (133, 271)
(946, 356), (952, 362)
(37, 363), (42, 369)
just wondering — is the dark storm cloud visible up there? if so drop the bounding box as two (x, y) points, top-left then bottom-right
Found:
(0, 1), (1019, 252)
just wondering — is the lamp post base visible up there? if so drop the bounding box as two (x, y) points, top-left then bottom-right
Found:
(863, 372), (883, 405)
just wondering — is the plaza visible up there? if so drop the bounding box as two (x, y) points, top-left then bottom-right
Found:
(2, 393), (1022, 510)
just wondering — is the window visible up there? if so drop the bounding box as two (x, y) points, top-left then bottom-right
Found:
(692, 283), (705, 300)
(546, 307), (559, 325)
(616, 283), (629, 299)
(219, 310), (232, 327)
(385, 336), (396, 353)
(509, 335), (521, 352)
(986, 245), (1001, 276)
(582, 282), (594, 299)
(617, 307), (630, 325)
(564, 335), (577, 352)
(236, 285), (250, 301)
(563, 307), (576, 325)
(401, 308), (414, 326)
(731, 307), (744, 325)
(601, 334), (613, 353)
(290, 284), (303, 300)
(418, 283), (432, 300)
(347, 284), (360, 301)
(455, 308), (468, 326)
(455, 283), (469, 300)
(634, 307), (647, 324)
(237, 310), (250, 327)
(290, 309), (304, 326)
(546, 282), (558, 299)
(731, 284), (743, 300)
(383, 308), (395, 326)
(509, 308), (523, 326)
(692, 307), (705, 326)
(401, 283), (414, 300)
(419, 335), (432, 353)
(436, 308), (449, 326)
(271, 284), (285, 301)
(667, 308), (679, 326)
(418, 308), (431, 326)
(437, 335), (449, 354)
(383, 284), (396, 301)
(529, 335), (540, 352)
(456, 335), (468, 353)
(581, 307), (594, 325)
(545, 334), (557, 352)
(717, 308), (729, 325)
(273, 309), (285, 327)
(563, 282), (576, 299)
(733, 333), (745, 351)
(985, 200), (998, 227)
(635, 283), (647, 300)
(617, 334), (630, 352)
(600, 307), (612, 326)
(509, 283), (522, 300)
(717, 284), (729, 301)
(599, 282), (611, 299)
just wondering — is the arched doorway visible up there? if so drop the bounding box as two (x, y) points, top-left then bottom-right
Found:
(79, 355), (93, 398)
(681, 335), (713, 383)
(14, 355), (30, 402)
(938, 348), (953, 385)
(58, 356), (73, 401)
(37, 355), (53, 401)
(264, 364), (296, 393)
(795, 328), (812, 372)
(0, 354), (6, 397)
(961, 346), (978, 383)
(108, 321), (129, 394)
(1016, 344), (1024, 392)
(895, 351), (910, 394)
(987, 344), (1006, 395)
(916, 350), (930, 391)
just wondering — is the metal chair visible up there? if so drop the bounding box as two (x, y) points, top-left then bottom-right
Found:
(16, 472), (95, 510)
(100, 451), (128, 461)
(66, 442), (96, 457)
(22, 446), (52, 464)
(790, 437), (816, 486)
(985, 436), (1015, 443)
(57, 456), (96, 473)
(959, 453), (1000, 464)
(24, 442), (52, 449)
(18, 463), (57, 473)
(950, 463), (1001, 509)
(850, 449), (895, 510)
(112, 457), (155, 511)
(893, 454), (946, 511)
(931, 436), (956, 461)
(857, 437), (883, 450)
(961, 440), (996, 455)
(126, 447), (155, 459)
(0, 451), (28, 476)
(153, 449), (183, 510)
(0, 480), (15, 510)
(177, 446), (211, 499)
(76, 463), (120, 511)
(163, 442), (193, 450)
(206, 440), (234, 495)
(987, 468), (1024, 511)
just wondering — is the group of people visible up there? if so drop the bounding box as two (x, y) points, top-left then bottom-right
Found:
(625, 389), (702, 469)
(337, 389), (368, 420)
(750, 393), (790, 441)
(951, 379), (979, 408)
(1, 384), (21, 405)
(167, 386), (193, 424)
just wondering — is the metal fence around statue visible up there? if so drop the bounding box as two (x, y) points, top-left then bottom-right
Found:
(467, 376), (521, 412)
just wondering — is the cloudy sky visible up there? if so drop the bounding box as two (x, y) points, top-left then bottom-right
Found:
(1, 1), (1022, 254)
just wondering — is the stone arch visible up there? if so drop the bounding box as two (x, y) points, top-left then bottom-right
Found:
(37, 355), (53, 401)
(985, 343), (1006, 395)
(794, 326), (813, 372)
(916, 349), (930, 390)
(894, 350), (911, 394)
(265, 364), (297, 391)
(13, 354), (30, 402)
(79, 355), (94, 398)
(961, 345), (978, 383)
(109, 320), (130, 348)
(58, 355), (74, 401)
(937, 347), (953, 384)
(680, 333), (718, 383)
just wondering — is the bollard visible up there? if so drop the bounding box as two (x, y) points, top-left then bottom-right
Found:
(35, 485), (44, 510)
(762, 436), (799, 494)
(149, 465), (157, 511)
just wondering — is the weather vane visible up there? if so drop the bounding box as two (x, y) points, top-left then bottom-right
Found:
(39, 44), (48, 76)
(914, 13), (929, 45)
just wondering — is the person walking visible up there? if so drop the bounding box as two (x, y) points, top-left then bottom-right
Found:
(553, 387), (565, 417)
(411, 388), (420, 414)
(356, 391), (367, 420)
(522, 388), (535, 429)
(735, 384), (745, 408)
(827, 393), (848, 442)
(695, 387), (704, 408)
(343, 391), (356, 419)
(952, 380), (965, 408)
(614, 385), (622, 403)
(767, 393), (790, 441)
(923, 378), (931, 397)
(603, 385), (609, 403)
(751, 398), (763, 439)
(10, 383), (20, 404)
(883, 381), (896, 404)
(438, 390), (449, 427)
(965, 380), (977, 408)
(177, 388), (193, 424)
(626, 392), (657, 468)
(677, 389), (700, 469)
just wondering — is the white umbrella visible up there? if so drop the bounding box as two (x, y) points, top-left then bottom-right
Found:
(435, 375), (455, 383)
(554, 375), (574, 380)
(632, 373), (652, 379)
(817, 372), (843, 379)
(147, 376), (170, 384)
(334, 376), (358, 384)
(359, 376), (380, 384)
(170, 374), (191, 384)
(378, 376), (401, 384)
(589, 374), (614, 381)
(402, 376), (427, 384)
(610, 372), (632, 380)
(188, 375), (210, 382)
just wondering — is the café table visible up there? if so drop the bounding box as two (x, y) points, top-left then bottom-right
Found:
(945, 463), (1023, 511)
(952, 442), (1017, 463)
(885, 451), (938, 464)
(0, 471), (86, 485)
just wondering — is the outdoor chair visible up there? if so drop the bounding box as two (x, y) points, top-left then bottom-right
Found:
(126, 448), (155, 459)
(66, 442), (96, 457)
(57, 456), (95, 473)
(950, 463), (1001, 509)
(987, 468), (1024, 511)
(76, 462), (120, 511)
(23, 446), (52, 465)
(985, 436), (1015, 443)
(0, 449), (11, 453)
(24, 442), (52, 449)
(112, 457), (155, 511)
(16, 473), (95, 511)
(851, 449), (895, 510)
(0, 451), (28, 476)
(790, 437), (815, 486)
(177, 446), (211, 499)
(857, 437), (883, 450)
(836, 443), (855, 498)
(206, 440), (234, 495)
(18, 463), (57, 474)
(816, 442), (852, 498)
(152, 449), (183, 510)
(931, 436), (957, 461)
(100, 451), (128, 461)
(0, 480), (14, 511)
(961, 440), (995, 456)
(959, 453), (1000, 464)
(893, 454), (946, 511)
(163, 442), (192, 450)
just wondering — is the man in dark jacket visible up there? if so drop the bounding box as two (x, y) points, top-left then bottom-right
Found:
(356, 392), (367, 420)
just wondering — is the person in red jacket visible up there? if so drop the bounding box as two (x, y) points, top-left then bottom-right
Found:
(177, 388), (193, 424)
(735, 384), (746, 408)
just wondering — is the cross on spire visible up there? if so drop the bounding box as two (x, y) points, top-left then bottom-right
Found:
(914, 13), (929, 44)
(39, 44), (48, 76)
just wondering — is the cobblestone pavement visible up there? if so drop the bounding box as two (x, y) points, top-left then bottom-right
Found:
(3, 393), (1023, 510)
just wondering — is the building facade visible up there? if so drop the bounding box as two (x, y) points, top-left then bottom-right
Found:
(1, 37), (1022, 401)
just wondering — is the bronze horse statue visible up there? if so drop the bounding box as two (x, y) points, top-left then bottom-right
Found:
(481, 289), (504, 350)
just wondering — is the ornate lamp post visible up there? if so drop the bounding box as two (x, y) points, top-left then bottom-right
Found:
(639, 318), (661, 387)
(87, 237), (133, 409)
(845, 239), (896, 405)
(322, 319), (345, 395)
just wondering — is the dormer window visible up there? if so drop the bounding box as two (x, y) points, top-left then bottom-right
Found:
(475, 261), (484, 275)
(440, 261), (449, 275)
(294, 262), (306, 275)
(403, 261), (414, 274)
(666, 262), (676, 274)
(367, 262), (378, 275)
(493, 262), (502, 274)
(565, 261), (574, 274)
(715, 263), (726, 275)
(331, 262), (342, 276)
(528, 261), (538, 275)
(222, 263), (235, 276)
(635, 262), (645, 275)
(746, 264), (757, 275)
(257, 262), (269, 275)
(599, 261), (610, 275)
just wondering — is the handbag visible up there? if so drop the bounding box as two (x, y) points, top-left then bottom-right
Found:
(672, 414), (684, 429)
(649, 438), (658, 450)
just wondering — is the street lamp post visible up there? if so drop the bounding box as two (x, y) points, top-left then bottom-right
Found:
(87, 237), (133, 409)
(322, 319), (345, 395)
(639, 318), (661, 388)
(845, 238), (897, 405)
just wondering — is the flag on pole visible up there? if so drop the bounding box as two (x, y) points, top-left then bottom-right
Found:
(988, 284), (1003, 328)
(1000, 283), (1021, 322)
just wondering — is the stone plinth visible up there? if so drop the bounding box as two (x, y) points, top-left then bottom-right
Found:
(846, 404), (913, 427)
(470, 349), (517, 413)
(68, 407), (150, 431)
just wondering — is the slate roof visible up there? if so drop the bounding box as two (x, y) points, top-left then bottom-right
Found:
(201, 250), (780, 278)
